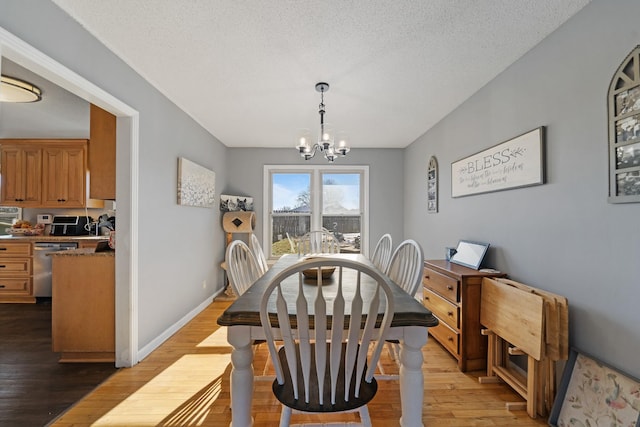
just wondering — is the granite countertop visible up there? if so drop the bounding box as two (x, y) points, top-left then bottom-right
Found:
(48, 248), (115, 257)
(0, 235), (108, 242)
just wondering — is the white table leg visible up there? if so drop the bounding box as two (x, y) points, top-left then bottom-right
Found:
(399, 326), (428, 427)
(228, 325), (254, 427)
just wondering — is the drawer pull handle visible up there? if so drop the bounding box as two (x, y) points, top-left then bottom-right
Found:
(0, 265), (5, 268)
(447, 336), (454, 342)
(447, 285), (454, 290)
(448, 311), (454, 317)
(0, 284), (5, 288)
(0, 248), (6, 251)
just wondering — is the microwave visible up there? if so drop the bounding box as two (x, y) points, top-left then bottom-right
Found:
(50, 215), (92, 236)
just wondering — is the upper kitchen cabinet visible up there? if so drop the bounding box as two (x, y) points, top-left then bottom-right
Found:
(0, 139), (100, 208)
(89, 104), (116, 200)
(0, 145), (42, 207)
(41, 143), (86, 207)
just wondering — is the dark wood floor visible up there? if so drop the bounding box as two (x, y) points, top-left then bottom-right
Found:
(0, 298), (118, 426)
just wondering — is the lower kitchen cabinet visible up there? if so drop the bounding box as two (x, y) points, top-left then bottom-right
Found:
(0, 241), (34, 303)
(51, 252), (114, 362)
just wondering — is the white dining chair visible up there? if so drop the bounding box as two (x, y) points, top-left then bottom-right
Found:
(260, 257), (395, 427)
(297, 230), (340, 255)
(383, 239), (424, 368)
(250, 233), (269, 275)
(225, 239), (276, 380)
(370, 233), (393, 274)
(225, 239), (263, 297)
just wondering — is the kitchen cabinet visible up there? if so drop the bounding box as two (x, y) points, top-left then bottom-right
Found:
(422, 260), (506, 372)
(42, 144), (86, 207)
(89, 104), (116, 200)
(0, 241), (34, 303)
(0, 139), (102, 208)
(0, 146), (42, 207)
(51, 251), (115, 362)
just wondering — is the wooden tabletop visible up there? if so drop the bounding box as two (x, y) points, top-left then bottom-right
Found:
(217, 253), (438, 329)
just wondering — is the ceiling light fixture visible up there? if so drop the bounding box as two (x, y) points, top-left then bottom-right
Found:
(0, 75), (42, 103)
(296, 82), (350, 162)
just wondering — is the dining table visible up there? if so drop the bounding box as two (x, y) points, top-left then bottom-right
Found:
(217, 253), (439, 427)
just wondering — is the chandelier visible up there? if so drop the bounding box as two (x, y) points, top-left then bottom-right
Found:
(296, 82), (350, 162)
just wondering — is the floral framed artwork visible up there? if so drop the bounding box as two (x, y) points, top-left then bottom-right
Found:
(549, 348), (640, 427)
(177, 157), (216, 207)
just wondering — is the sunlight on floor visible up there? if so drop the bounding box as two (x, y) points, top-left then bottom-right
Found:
(92, 354), (230, 426)
(196, 326), (230, 348)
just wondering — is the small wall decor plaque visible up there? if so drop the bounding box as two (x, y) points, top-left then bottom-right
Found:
(451, 127), (545, 198)
(220, 194), (254, 212)
(427, 156), (438, 213)
(177, 157), (216, 207)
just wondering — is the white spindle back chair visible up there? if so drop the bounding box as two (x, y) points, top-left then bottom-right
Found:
(370, 234), (393, 274)
(297, 230), (340, 255)
(250, 233), (269, 275)
(260, 257), (395, 427)
(226, 240), (263, 297)
(383, 239), (424, 370)
(386, 239), (424, 300)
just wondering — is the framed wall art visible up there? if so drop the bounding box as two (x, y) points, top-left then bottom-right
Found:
(427, 156), (438, 213)
(177, 157), (216, 208)
(608, 45), (640, 203)
(549, 348), (640, 427)
(220, 194), (254, 212)
(451, 127), (545, 198)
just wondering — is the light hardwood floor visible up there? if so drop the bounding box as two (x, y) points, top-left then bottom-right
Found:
(50, 299), (549, 426)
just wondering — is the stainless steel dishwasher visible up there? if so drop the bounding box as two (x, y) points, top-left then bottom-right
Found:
(33, 242), (78, 297)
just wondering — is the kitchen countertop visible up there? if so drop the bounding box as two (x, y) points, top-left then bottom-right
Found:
(0, 235), (108, 242)
(48, 248), (114, 257)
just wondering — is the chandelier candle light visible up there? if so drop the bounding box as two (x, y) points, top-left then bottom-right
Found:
(296, 82), (350, 162)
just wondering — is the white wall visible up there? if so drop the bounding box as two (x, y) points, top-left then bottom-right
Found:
(404, 0), (640, 378)
(1, 1), (229, 360)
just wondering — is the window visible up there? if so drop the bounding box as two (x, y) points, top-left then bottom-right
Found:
(264, 165), (368, 259)
(0, 207), (22, 235)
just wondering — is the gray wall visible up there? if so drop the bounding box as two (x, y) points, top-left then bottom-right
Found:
(1, 1), (228, 354)
(404, 0), (640, 378)
(227, 147), (405, 255)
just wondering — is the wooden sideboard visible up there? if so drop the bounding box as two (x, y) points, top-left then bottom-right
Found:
(422, 260), (506, 372)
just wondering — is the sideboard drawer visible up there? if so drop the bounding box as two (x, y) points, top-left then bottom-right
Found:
(423, 267), (459, 302)
(0, 242), (31, 257)
(424, 288), (460, 330)
(429, 321), (459, 356)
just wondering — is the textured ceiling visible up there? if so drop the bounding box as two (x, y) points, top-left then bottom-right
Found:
(52, 0), (591, 149)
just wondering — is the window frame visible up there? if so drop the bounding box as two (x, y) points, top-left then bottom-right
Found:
(263, 165), (369, 259)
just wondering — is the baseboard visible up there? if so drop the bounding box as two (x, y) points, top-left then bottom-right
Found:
(137, 288), (224, 361)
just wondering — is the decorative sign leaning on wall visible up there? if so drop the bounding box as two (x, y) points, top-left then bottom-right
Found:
(451, 127), (545, 198)
(177, 157), (216, 207)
